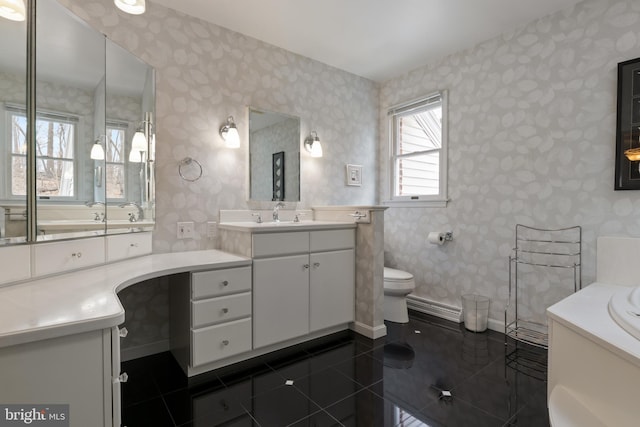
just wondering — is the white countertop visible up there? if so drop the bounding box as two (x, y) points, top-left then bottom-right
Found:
(218, 220), (356, 233)
(547, 282), (640, 368)
(0, 250), (251, 349)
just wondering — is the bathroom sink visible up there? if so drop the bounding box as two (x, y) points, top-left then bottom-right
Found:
(609, 286), (640, 341)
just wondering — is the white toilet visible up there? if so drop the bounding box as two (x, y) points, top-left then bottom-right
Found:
(383, 267), (416, 323)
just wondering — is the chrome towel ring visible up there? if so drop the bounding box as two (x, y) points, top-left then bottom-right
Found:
(178, 157), (203, 182)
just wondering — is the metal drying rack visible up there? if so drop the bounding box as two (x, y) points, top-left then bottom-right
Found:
(504, 224), (582, 351)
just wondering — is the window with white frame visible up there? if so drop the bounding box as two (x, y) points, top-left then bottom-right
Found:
(105, 121), (128, 200)
(8, 106), (78, 199)
(387, 91), (448, 206)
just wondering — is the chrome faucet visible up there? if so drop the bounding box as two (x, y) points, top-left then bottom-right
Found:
(86, 201), (106, 222)
(118, 202), (144, 222)
(272, 202), (285, 222)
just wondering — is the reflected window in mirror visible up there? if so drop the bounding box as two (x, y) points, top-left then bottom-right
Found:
(106, 121), (127, 200)
(6, 106), (78, 199)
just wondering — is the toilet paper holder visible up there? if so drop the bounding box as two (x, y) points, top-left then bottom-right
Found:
(428, 231), (454, 245)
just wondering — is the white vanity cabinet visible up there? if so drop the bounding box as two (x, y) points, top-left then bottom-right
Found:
(0, 326), (126, 427)
(252, 229), (355, 349)
(171, 266), (253, 376)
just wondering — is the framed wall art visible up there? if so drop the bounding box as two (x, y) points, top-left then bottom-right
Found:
(615, 57), (640, 190)
(272, 151), (285, 201)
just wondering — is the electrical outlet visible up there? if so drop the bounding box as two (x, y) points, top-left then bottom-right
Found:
(206, 221), (217, 238)
(177, 221), (194, 239)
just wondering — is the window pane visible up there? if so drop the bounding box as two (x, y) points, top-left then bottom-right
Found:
(35, 118), (74, 160)
(106, 164), (125, 199)
(398, 106), (442, 155)
(395, 153), (440, 196)
(11, 156), (26, 196)
(36, 159), (74, 197)
(107, 128), (125, 163)
(11, 115), (27, 155)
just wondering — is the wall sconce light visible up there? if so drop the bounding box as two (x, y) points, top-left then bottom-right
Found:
(0, 0), (25, 21)
(220, 115), (240, 148)
(625, 148), (640, 161)
(304, 131), (323, 158)
(90, 138), (105, 160)
(114, 0), (145, 15)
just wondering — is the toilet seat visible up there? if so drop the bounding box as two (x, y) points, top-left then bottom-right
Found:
(384, 267), (415, 291)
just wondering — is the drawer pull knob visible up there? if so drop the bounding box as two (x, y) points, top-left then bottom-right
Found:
(71, 252), (82, 258)
(221, 280), (229, 287)
(114, 372), (128, 384)
(119, 327), (129, 338)
(313, 262), (320, 268)
(220, 400), (229, 411)
(222, 340), (229, 346)
(303, 264), (310, 269)
(221, 308), (229, 314)
(130, 243), (139, 248)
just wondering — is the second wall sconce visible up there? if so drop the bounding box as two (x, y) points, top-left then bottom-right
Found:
(114, 0), (146, 15)
(220, 115), (240, 148)
(304, 131), (323, 158)
(0, 0), (25, 21)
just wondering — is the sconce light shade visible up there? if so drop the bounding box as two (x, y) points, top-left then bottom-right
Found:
(90, 139), (105, 160)
(220, 115), (240, 148)
(128, 149), (142, 163)
(114, 0), (145, 15)
(304, 131), (323, 158)
(131, 131), (148, 152)
(0, 0), (25, 21)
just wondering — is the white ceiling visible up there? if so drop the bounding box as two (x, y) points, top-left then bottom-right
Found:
(150, 0), (583, 82)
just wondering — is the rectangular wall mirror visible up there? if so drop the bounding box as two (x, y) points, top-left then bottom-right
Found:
(249, 108), (300, 202)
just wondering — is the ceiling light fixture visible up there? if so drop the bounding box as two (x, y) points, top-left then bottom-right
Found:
(220, 115), (240, 148)
(304, 131), (323, 158)
(114, 0), (145, 15)
(0, 0), (25, 21)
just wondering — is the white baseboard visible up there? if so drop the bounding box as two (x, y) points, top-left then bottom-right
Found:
(407, 294), (463, 323)
(121, 340), (170, 362)
(350, 321), (387, 339)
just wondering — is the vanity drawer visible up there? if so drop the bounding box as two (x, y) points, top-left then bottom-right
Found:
(106, 232), (152, 262)
(192, 267), (251, 299)
(33, 237), (105, 277)
(191, 318), (252, 367)
(310, 229), (355, 252)
(252, 231), (309, 257)
(0, 245), (31, 285)
(192, 292), (251, 328)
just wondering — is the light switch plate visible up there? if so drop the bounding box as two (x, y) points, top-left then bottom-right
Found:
(177, 221), (194, 239)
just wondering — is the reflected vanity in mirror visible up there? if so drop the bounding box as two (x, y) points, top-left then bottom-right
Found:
(0, 0), (155, 245)
(249, 108), (300, 202)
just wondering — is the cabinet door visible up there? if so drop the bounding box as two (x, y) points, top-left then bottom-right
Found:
(310, 249), (355, 332)
(253, 254), (310, 348)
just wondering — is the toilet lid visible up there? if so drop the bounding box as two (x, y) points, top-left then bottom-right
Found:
(384, 267), (414, 282)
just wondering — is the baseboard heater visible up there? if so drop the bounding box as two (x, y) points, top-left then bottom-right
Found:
(406, 294), (463, 323)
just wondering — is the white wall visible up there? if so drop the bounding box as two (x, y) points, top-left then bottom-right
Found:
(379, 0), (640, 321)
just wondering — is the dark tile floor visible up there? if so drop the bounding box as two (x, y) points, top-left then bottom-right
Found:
(121, 312), (549, 426)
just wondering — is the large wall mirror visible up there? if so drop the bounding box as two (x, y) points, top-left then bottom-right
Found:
(0, 0), (155, 245)
(249, 108), (300, 202)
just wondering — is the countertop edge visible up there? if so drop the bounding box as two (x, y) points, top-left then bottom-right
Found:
(0, 250), (252, 349)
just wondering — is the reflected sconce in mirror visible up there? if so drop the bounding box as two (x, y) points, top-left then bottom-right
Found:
(114, 0), (145, 15)
(0, 0), (25, 21)
(90, 138), (105, 188)
(625, 148), (640, 162)
(304, 131), (323, 158)
(220, 115), (240, 148)
(129, 121), (149, 163)
(90, 138), (105, 160)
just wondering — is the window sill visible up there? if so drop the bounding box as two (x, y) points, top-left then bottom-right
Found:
(383, 199), (449, 208)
